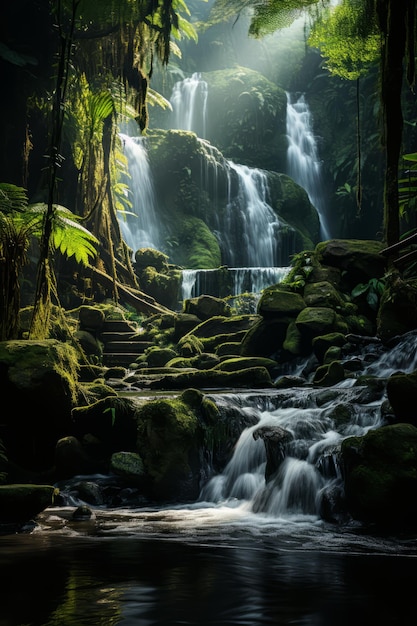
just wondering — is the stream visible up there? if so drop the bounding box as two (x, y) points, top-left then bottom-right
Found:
(1, 332), (417, 625)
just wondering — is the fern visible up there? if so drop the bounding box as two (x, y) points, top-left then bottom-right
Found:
(29, 203), (99, 266)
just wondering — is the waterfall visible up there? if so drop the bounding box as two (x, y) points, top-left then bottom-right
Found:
(219, 162), (283, 267)
(181, 266), (291, 300)
(118, 133), (161, 253)
(200, 378), (383, 520)
(170, 72), (208, 137)
(286, 93), (331, 241)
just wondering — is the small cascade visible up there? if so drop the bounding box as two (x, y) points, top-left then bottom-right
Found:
(118, 133), (161, 253)
(200, 375), (385, 520)
(170, 72), (208, 137)
(219, 162), (284, 267)
(181, 266), (290, 300)
(286, 93), (331, 241)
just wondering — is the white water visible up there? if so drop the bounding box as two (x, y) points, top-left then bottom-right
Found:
(118, 133), (161, 253)
(221, 161), (283, 267)
(170, 71), (208, 138)
(286, 93), (331, 241)
(181, 266), (290, 300)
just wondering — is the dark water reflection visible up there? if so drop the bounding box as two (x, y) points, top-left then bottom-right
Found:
(1, 521), (416, 626)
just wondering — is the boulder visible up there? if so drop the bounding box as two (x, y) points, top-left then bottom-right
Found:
(341, 423), (417, 527)
(257, 286), (306, 319)
(295, 306), (336, 346)
(386, 370), (417, 427)
(0, 339), (80, 470)
(0, 484), (58, 524)
(315, 239), (386, 289)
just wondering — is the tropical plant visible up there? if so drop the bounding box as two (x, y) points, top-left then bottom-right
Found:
(0, 183), (99, 341)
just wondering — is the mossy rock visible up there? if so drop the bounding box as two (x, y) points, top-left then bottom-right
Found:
(315, 239), (386, 289)
(312, 332), (347, 363)
(110, 452), (145, 483)
(295, 307), (336, 344)
(145, 346), (178, 367)
(257, 285), (306, 319)
(135, 247), (170, 271)
(0, 484), (58, 524)
(341, 423), (417, 526)
(143, 366), (274, 391)
(282, 320), (305, 355)
(303, 280), (347, 310)
(136, 396), (201, 500)
(240, 317), (291, 357)
(213, 356), (277, 373)
(0, 339), (81, 470)
(313, 361), (345, 386)
(184, 294), (231, 320)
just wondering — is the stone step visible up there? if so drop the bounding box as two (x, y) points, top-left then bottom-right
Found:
(102, 353), (141, 367)
(100, 331), (145, 343)
(103, 341), (152, 354)
(101, 319), (138, 333)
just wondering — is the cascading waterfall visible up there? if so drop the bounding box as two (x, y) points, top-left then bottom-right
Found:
(220, 161), (283, 267)
(169, 73), (295, 297)
(198, 330), (417, 521)
(170, 72), (208, 138)
(181, 266), (290, 300)
(286, 92), (331, 241)
(118, 133), (161, 253)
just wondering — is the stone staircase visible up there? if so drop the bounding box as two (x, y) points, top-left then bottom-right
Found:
(99, 319), (153, 368)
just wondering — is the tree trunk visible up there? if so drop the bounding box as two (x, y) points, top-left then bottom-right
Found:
(380, 1), (406, 248)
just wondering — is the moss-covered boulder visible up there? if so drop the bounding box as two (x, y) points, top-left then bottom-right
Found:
(313, 361), (345, 386)
(240, 316), (291, 358)
(0, 339), (80, 471)
(341, 424), (417, 527)
(257, 285), (306, 319)
(110, 451), (146, 484)
(316, 239), (386, 290)
(136, 393), (203, 501)
(0, 484), (58, 524)
(295, 307), (336, 347)
(184, 294), (231, 320)
(267, 173), (320, 250)
(312, 332), (347, 363)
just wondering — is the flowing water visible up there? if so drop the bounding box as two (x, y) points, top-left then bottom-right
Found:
(118, 133), (162, 253)
(1, 333), (417, 624)
(286, 93), (331, 241)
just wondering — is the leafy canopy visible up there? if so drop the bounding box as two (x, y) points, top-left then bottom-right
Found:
(308, 0), (380, 80)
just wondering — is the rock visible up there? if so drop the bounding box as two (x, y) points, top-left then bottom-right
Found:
(316, 239), (386, 288)
(295, 306), (336, 345)
(312, 332), (347, 363)
(110, 451), (146, 483)
(252, 425), (293, 481)
(0, 339), (80, 470)
(55, 435), (101, 479)
(257, 286), (306, 319)
(78, 305), (105, 331)
(0, 484), (58, 524)
(184, 294), (231, 320)
(313, 361), (345, 386)
(386, 370), (417, 427)
(341, 423), (417, 527)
